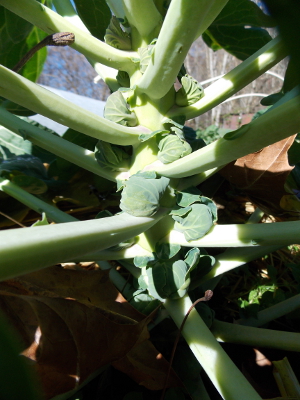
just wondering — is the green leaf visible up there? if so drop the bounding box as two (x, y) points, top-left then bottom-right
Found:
(203, 0), (275, 60)
(104, 91), (138, 126)
(157, 134), (192, 164)
(146, 259), (188, 300)
(203, 26), (272, 60)
(11, 173), (48, 194)
(31, 212), (49, 226)
(0, 126), (32, 156)
(138, 41), (156, 74)
(73, 0), (112, 41)
(212, 0), (276, 27)
(139, 129), (169, 143)
(175, 74), (204, 107)
(172, 204), (214, 242)
(176, 187), (202, 207)
(129, 290), (161, 314)
(95, 141), (131, 171)
(120, 175), (170, 217)
(104, 16), (131, 50)
(155, 242), (181, 260)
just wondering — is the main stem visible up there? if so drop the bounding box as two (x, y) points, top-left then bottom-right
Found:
(164, 295), (262, 400)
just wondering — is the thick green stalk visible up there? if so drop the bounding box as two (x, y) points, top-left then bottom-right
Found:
(211, 320), (300, 352)
(0, 108), (119, 182)
(165, 295), (262, 400)
(0, 0), (138, 73)
(166, 221), (300, 247)
(236, 294), (300, 327)
(168, 36), (287, 120)
(0, 65), (145, 146)
(0, 177), (77, 223)
(154, 93), (300, 178)
(0, 209), (167, 281)
(122, 0), (162, 46)
(137, 0), (229, 100)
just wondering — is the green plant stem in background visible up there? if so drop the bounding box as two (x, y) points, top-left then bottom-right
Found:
(196, 246), (281, 285)
(0, 66), (145, 146)
(0, 209), (168, 280)
(236, 293), (300, 327)
(164, 295), (262, 400)
(0, 109), (119, 182)
(154, 93), (300, 178)
(211, 320), (300, 352)
(169, 36), (287, 120)
(137, 0), (229, 99)
(122, 0), (162, 46)
(0, 0), (138, 74)
(166, 221), (300, 247)
(0, 177), (77, 223)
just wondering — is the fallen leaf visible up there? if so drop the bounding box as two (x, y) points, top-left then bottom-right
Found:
(220, 135), (298, 219)
(0, 266), (181, 398)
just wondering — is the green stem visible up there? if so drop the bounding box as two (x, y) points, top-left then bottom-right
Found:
(0, 0), (138, 73)
(153, 92), (300, 178)
(190, 245), (281, 289)
(0, 177), (134, 294)
(122, 0), (162, 46)
(0, 108), (119, 182)
(0, 65), (145, 146)
(137, 0), (229, 100)
(167, 221), (300, 247)
(164, 295), (262, 400)
(211, 320), (300, 352)
(236, 294), (300, 327)
(0, 209), (167, 281)
(168, 36), (287, 120)
(0, 177), (77, 223)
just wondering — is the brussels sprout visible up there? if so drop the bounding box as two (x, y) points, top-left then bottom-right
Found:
(120, 174), (170, 217)
(104, 16), (131, 50)
(175, 74), (204, 106)
(138, 40), (157, 73)
(104, 91), (138, 126)
(94, 141), (131, 171)
(157, 134), (192, 164)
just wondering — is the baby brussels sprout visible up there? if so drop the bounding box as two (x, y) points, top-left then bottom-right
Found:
(104, 91), (138, 126)
(157, 134), (192, 164)
(175, 74), (204, 106)
(104, 16), (131, 50)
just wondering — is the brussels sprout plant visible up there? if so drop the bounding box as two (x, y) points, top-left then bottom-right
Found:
(0, 0), (300, 399)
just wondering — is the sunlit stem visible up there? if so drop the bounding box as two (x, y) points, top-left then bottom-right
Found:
(153, 93), (300, 178)
(0, 65), (143, 146)
(168, 36), (287, 120)
(137, 0), (229, 100)
(166, 221), (300, 248)
(122, 0), (162, 47)
(0, 0), (137, 73)
(211, 320), (300, 352)
(164, 295), (262, 400)
(0, 209), (167, 281)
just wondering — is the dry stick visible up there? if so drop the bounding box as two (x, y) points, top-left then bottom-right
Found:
(160, 290), (214, 400)
(12, 32), (75, 73)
